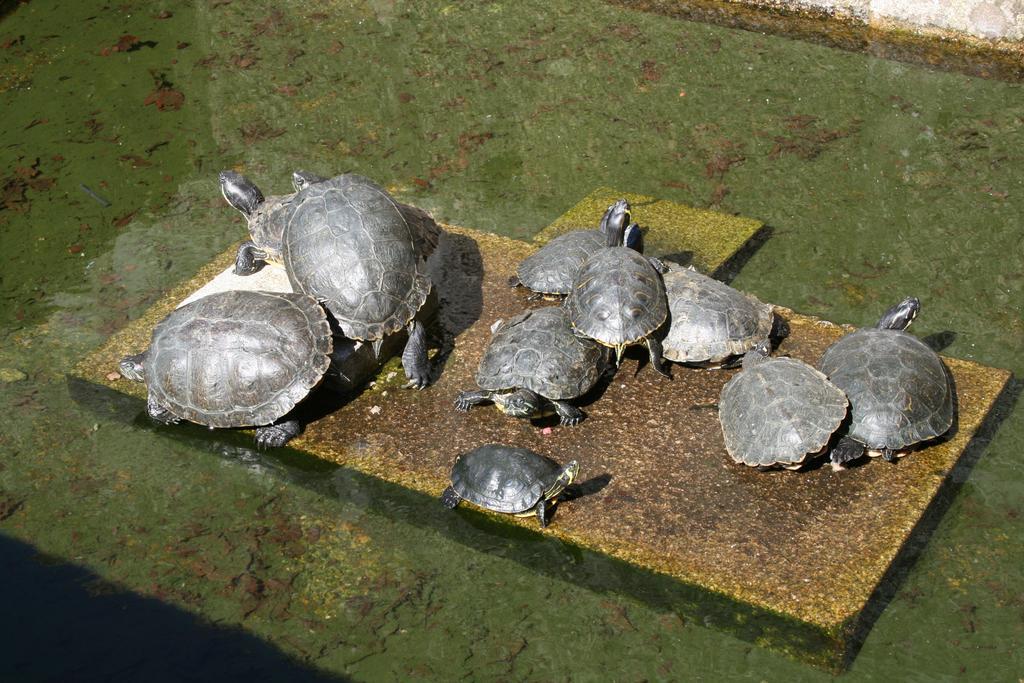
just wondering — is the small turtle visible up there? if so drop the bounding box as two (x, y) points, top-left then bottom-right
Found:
(819, 297), (954, 464)
(220, 171), (442, 389)
(454, 307), (608, 425)
(564, 223), (670, 376)
(440, 444), (579, 527)
(118, 290), (332, 448)
(511, 199), (630, 297)
(661, 266), (775, 368)
(718, 341), (849, 470)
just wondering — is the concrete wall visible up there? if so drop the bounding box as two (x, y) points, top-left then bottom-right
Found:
(846, 0), (1022, 41)
(612, 0), (1023, 80)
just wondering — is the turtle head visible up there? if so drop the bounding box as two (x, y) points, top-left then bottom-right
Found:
(876, 297), (920, 331)
(741, 339), (772, 371)
(623, 223), (644, 253)
(219, 171), (264, 218)
(544, 460), (580, 501)
(600, 199), (631, 247)
(291, 170), (328, 193)
(494, 389), (545, 420)
(118, 353), (146, 383)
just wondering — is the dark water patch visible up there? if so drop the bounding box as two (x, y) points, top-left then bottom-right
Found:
(0, 533), (346, 682)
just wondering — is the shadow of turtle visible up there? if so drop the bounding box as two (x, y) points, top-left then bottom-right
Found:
(425, 231), (484, 380)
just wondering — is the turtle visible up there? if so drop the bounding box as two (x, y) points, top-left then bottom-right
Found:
(220, 170), (441, 278)
(118, 290), (332, 448)
(440, 444), (579, 527)
(564, 222), (670, 376)
(661, 266), (775, 368)
(454, 306), (608, 426)
(220, 171), (442, 389)
(818, 297), (954, 464)
(510, 199), (631, 298)
(718, 340), (850, 470)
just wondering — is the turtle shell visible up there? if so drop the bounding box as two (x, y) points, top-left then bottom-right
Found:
(282, 174), (431, 341)
(818, 329), (954, 450)
(147, 291), (331, 427)
(662, 268), (774, 364)
(719, 357), (848, 467)
(516, 230), (606, 295)
(564, 247), (668, 347)
(450, 445), (564, 514)
(476, 307), (604, 400)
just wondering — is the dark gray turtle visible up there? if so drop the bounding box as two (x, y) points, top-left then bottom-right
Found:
(118, 290), (332, 448)
(662, 266), (774, 367)
(440, 444), (579, 527)
(718, 341), (849, 470)
(282, 173), (441, 389)
(220, 171), (442, 389)
(819, 297), (954, 464)
(511, 199), (630, 297)
(222, 170), (442, 280)
(454, 306), (608, 426)
(564, 223), (670, 376)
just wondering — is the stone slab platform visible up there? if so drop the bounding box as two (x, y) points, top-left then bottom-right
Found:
(71, 192), (1011, 667)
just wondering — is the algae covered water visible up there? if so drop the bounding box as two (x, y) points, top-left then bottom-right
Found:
(1, 0), (1022, 679)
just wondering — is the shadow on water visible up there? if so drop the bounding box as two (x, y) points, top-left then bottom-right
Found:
(922, 330), (958, 353)
(0, 533), (346, 682)
(711, 224), (774, 284)
(0, 0), (28, 23)
(67, 372), (1020, 672)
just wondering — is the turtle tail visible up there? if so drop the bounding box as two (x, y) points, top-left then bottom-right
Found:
(615, 344), (626, 365)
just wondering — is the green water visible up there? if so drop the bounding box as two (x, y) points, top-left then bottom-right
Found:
(2, 0), (1022, 679)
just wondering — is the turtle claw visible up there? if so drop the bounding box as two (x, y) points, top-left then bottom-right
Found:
(454, 390), (489, 412)
(552, 401), (584, 427)
(401, 320), (431, 390)
(403, 374), (429, 390)
(254, 420), (300, 449)
(648, 256), (669, 274)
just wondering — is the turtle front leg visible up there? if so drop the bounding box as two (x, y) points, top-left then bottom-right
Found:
(401, 319), (431, 389)
(440, 486), (461, 510)
(535, 499), (548, 528)
(254, 419), (301, 449)
(234, 240), (269, 276)
(881, 448), (897, 463)
(118, 353), (146, 382)
(551, 400), (584, 426)
(454, 390), (492, 412)
(646, 337), (671, 379)
(147, 395), (180, 425)
(829, 436), (865, 471)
